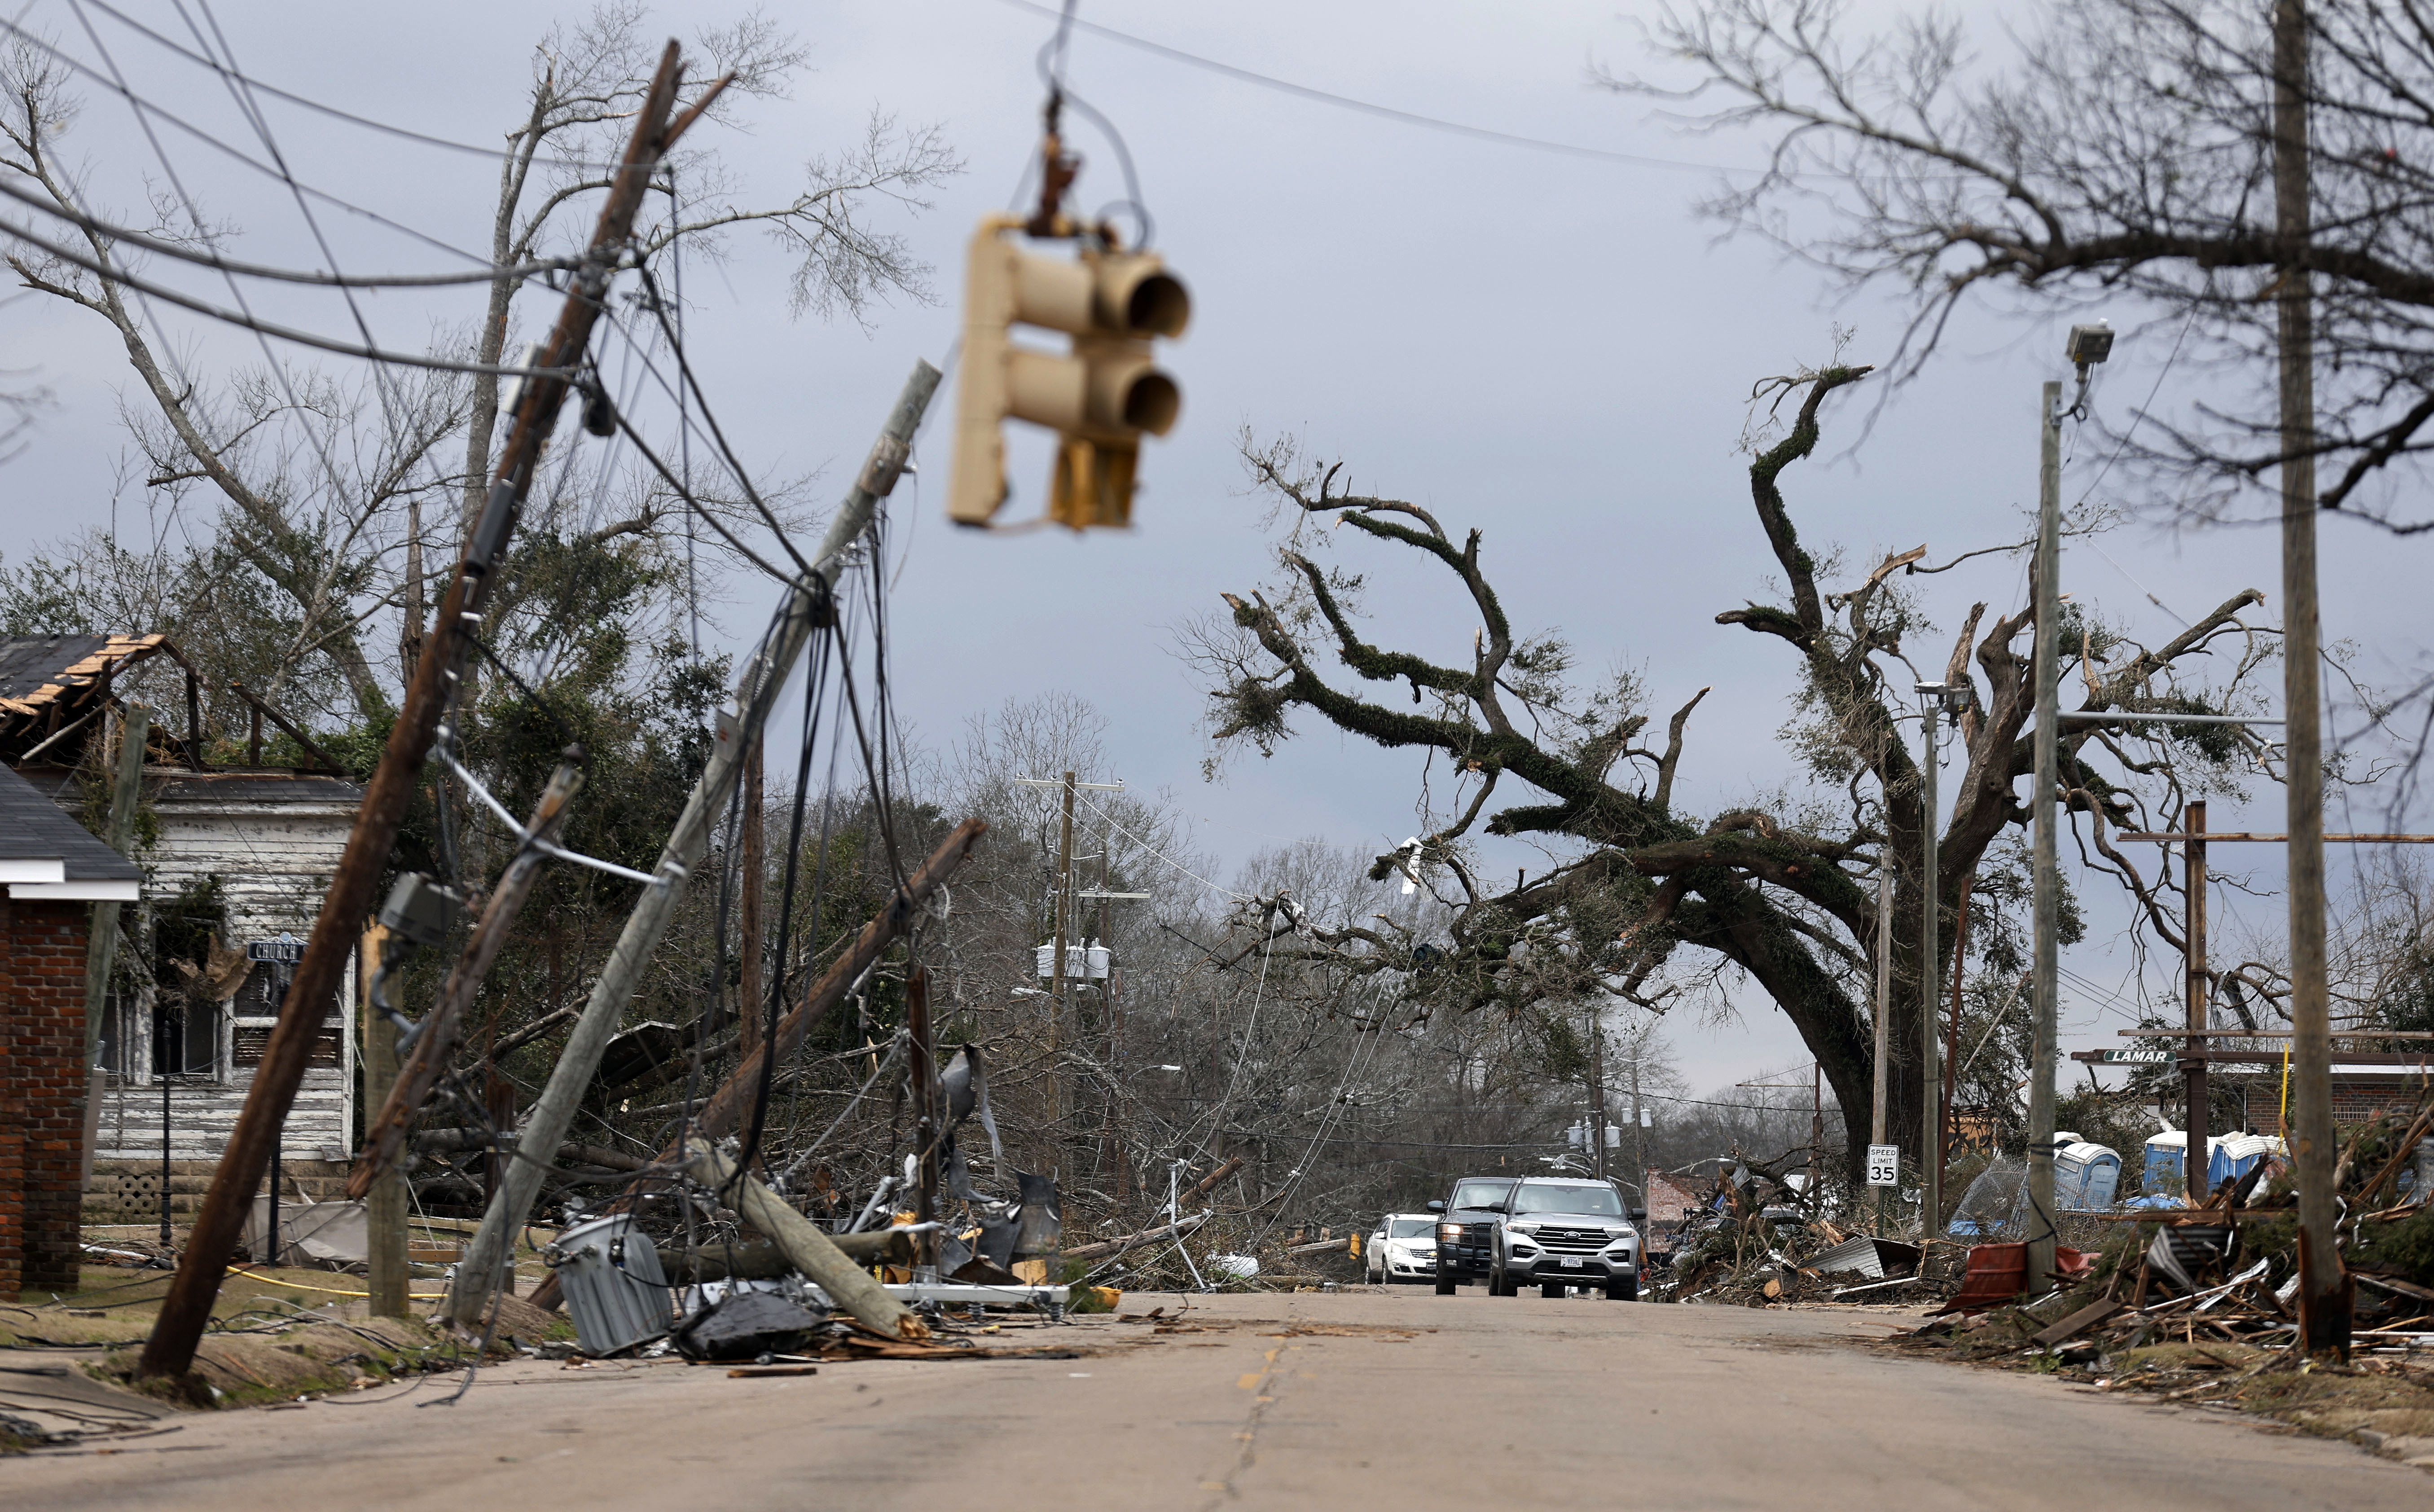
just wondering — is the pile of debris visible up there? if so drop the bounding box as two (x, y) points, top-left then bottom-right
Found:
(1887, 1112), (2434, 1468)
(1656, 1157), (1951, 1306)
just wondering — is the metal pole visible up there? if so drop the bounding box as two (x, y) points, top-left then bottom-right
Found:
(2273, 0), (2347, 1358)
(361, 930), (407, 1318)
(1920, 700), (1942, 1237)
(1097, 830), (1113, 1186)
(1871, 861), (1891, 1229)
(741, 741), (765, 1062)
(2028, 378), (2063, 1293)
(1628, 1046), (1645, 1202)
(1590, 1002), (1608, 1182)
(2186, 799), (2210, 1202)
(158, 1061), (171, 1248)
(1810, 1061), (1821, 1197)
(445, 359), (941, 1329)
(1941, 876), (1974, 1201)
(139, 49), (693, 1380)
(908, 967), (938, 1281)
(1047, 771), (1076, 1174)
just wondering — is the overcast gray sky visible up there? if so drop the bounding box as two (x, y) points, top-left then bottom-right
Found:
(6, 0), (2423, 1099)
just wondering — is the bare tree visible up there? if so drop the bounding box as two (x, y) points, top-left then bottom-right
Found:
(1610, 0), (2434, 533)
(1, 8), (959, 722)
(1186, 364), (2276, 1170)
(449, 5), (962, 577)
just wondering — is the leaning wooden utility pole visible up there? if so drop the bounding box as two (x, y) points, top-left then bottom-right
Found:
(446, 358), (944, 1329)
(2026, 378), (2064, 1296)
(2273, 0), (2348, 1357)
(138, 47), (694, 1381)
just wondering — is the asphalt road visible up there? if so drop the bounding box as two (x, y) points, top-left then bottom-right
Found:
(10, 1288), (2428, 1510)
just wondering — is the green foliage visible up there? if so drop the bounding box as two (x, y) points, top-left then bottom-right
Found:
(2052, 1087), (2153, 1169)
(0, 550), (98, 634)
(2357, 1207), (2434, 1288)
(1537, 1008), (1589, 1081)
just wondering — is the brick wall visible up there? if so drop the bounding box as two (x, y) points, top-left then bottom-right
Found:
(0, 898), (91, 1300)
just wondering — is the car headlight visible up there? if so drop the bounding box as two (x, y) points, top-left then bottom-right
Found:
(1509, 1222), (1539, 1234)
(1437, 1222), (1463, 1242)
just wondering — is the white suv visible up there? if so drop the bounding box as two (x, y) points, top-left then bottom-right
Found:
(1365, 1213), (1440, 1285)
(1486, 1178), (1644, 1301)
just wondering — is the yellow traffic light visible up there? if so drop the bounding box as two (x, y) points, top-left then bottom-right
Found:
(948, 214), (1188, 530)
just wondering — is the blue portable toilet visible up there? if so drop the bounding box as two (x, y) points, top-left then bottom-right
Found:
(2206, 1133), (2285, 1189)
(2052, 1137), (2122, 1210)
(2140, 1130), (2188, 1195)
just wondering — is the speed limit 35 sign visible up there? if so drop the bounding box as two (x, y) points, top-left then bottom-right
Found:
(1865, 1144), (1900, 1187)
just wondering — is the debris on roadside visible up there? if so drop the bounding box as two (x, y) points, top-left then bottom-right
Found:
(1652, 1157), (1956, 1307)
(1881, 1106), (2434, 1472)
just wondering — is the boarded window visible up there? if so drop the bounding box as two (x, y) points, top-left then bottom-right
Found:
(233, 1024), (340, 1068)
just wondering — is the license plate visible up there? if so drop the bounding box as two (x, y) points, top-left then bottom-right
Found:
(1560, 1257), (1583, 1269)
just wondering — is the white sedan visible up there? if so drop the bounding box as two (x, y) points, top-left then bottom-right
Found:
(1366, 1213), (1441, 1285)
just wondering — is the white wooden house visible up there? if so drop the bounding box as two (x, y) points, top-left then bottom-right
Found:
(18, 766), (365, 1162)
(1, 636), (364, 1172)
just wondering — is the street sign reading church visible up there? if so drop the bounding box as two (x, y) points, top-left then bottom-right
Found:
(245, 934), (305, 965)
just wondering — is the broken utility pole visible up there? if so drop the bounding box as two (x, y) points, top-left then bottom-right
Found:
(523, 816), (986, 1315)
(450, 359), (946, 1328)
(682, 1140), (927, 1341)
(347, 752), (584, 1198)
(139, 45), (698, 1382)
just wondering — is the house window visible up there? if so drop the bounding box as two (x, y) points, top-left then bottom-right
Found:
(154, 996), (217, 1077)
(149, 885), (228, 1081)
(233, 967), (292, 1019)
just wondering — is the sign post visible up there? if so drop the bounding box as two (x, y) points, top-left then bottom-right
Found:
(244, 935), (303, 1266)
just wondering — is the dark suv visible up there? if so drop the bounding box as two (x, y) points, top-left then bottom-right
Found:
(1428, 1176), (1515, 1294)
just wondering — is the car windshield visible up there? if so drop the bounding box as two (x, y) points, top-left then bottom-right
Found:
(1512, 1183), (1624, 1217)
(1448, 1180), (1512, 1211)
(1388, 1218), (1433, 1238)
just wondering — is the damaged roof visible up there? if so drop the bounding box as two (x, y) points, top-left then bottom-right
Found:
(0, 633), (170, 763)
